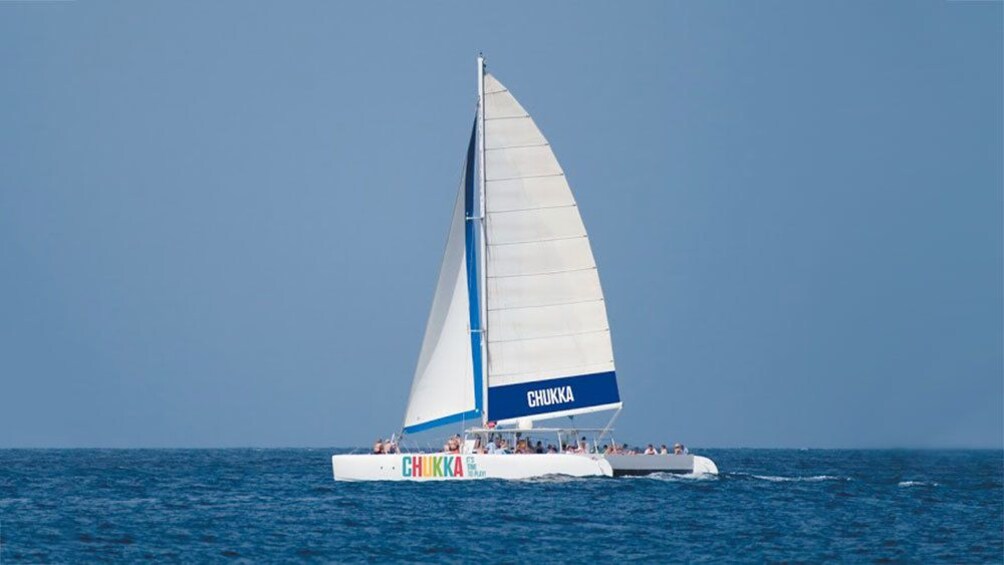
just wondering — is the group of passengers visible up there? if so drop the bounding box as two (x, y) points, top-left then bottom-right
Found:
(374, 434), (686, 455)
(371, 438), (399, 454)
(437, 434), (688, 456)
(603, 442), (686, 455)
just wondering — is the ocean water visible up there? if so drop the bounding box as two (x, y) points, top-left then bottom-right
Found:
(0, 449), (1000, 563)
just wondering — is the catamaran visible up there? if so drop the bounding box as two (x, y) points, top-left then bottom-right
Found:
(331, 56), (718, 481)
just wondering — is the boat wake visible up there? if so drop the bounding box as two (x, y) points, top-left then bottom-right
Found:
(634, 472), (719, 482)
(515, 474), (587, 484)
(733, 472), (851, 483)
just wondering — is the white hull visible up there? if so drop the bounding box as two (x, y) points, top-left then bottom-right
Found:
(331, 453), (717, 482)
(332, 453), (612, 481)
(605, 454), (719, 476)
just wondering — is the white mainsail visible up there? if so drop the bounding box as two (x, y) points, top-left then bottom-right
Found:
(481, 73), (620, 424)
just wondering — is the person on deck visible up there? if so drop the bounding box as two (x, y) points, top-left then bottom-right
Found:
(372, 439), (384, 454)
(660, 444), (669, 454)
(514, 439), (527, 454)
(577, 437), (589, 454)
(673, 443), (685, 455)
(644, 444), (657, 455)
(535, 441), (544, 454)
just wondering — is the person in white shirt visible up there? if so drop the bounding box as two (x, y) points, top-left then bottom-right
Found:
(487, 437), (507, 454)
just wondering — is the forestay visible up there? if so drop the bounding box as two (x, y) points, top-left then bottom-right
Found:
(482, 73), (621, 423)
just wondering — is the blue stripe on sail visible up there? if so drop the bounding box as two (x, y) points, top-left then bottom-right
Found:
(487, 372), (620, 422)
(464, 119), (483, 416)
(402, 409), (482, 435)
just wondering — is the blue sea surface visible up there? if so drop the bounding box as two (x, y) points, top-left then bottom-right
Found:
(0, 449), (1001, 562)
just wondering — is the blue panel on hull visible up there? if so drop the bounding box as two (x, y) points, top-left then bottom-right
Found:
(487, 371), (620, 422)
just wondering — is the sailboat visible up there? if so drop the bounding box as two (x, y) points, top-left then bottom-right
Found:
(331, 56), (718, 481)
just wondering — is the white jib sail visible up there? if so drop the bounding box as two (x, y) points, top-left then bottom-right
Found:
(482, 73), (620, 423)
(402, 175), (478, 433)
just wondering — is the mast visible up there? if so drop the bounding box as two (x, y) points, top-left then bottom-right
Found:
(477, 53), (489, 426)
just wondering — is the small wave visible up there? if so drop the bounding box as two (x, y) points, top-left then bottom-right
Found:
(898, 480), (938, 488)
(517, 474), (589, 484)
(639, 472), (718, 482)
(736, 473), (849, 482)
(105, 497), (159, 506)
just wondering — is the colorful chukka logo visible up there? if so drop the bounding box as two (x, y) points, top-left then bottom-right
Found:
(402, 455), (464, 478)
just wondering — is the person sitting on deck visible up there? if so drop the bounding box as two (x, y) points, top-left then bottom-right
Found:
(513, 439), (527, 454)
(535, 441), (544, 454)
(471, 437), (484, 454)
(383, 439), (398, 454)
(644, 444), (657, 455)
(372, 439), (384, 454)
(547, 444), (558, 454)
(576, 437), (589, 454)
(660, 444), (669, 454)
(673, 442), (685, 455)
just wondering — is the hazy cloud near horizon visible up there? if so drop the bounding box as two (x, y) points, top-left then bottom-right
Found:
(0, 1), (1000, 448)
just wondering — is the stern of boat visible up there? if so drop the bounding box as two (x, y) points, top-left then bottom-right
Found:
(692, 455), (719, 475)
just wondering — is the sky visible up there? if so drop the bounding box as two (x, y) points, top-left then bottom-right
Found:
(0, 1), (1000, 449)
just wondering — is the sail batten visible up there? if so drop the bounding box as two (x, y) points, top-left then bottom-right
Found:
(487, 266), (597, 279)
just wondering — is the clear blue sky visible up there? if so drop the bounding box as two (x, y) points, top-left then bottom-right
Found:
(1, 1), (1000, 448)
